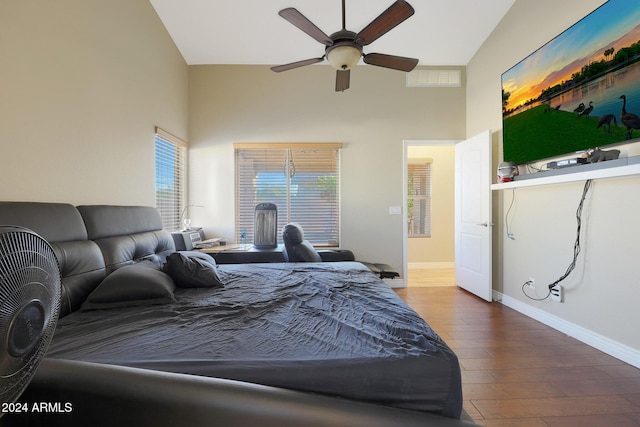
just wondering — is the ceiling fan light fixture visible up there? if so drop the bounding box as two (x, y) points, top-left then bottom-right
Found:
(326, 44), (362, 70)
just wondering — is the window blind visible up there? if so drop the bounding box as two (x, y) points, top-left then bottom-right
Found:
(155, 127), (187, 231)
(408, 162), (432, 237)
(235, 143), (341, 246)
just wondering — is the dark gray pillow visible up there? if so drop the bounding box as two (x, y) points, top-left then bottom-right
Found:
(163, 251), (224, 288)
(82, 262), (176, 310)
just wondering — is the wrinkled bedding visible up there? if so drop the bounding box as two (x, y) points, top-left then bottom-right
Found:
(47, 261), (462, 417)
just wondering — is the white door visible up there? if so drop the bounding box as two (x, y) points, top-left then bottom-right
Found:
(454, 130), (492, 302)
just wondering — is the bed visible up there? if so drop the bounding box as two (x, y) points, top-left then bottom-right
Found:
(46, 261), (462, 417)
(0, 202), (464, 424)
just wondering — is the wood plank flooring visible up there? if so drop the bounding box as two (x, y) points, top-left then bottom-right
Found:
(394, 285), (640, 426)
(407, 268), (456, 287)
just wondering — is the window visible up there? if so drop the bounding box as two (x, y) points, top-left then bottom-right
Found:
(235, 143), (341, 246)
(408, 161), (432, 237)
(155, 127), (187, 231)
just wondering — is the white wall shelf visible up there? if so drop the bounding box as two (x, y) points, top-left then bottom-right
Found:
(491, 158), (640, 190)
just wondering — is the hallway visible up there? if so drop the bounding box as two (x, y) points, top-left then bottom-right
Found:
(407, 268), (456, 287)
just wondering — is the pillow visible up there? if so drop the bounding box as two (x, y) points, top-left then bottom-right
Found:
(81, 262), (176, 310)
(163, 251), (224, 288)
(282, 223), (322, 262)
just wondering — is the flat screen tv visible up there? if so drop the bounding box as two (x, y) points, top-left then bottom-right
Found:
(502, 0), (640, 165)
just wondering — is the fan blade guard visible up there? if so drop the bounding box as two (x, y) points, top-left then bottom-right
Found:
(0, 226), (61, 413)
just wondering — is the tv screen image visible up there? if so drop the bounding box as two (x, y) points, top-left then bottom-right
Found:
(502, 0), (640, 165)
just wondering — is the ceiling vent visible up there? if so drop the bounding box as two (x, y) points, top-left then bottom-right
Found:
(406, 69), (462, 87)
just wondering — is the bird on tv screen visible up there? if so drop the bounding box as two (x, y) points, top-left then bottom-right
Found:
(502, 0), (640, 165)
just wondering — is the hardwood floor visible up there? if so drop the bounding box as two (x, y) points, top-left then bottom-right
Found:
(407, 268), (456, 287)
(394, 285), (640, 426)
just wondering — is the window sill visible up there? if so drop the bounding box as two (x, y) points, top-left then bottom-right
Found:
(491, 156), (640, 190)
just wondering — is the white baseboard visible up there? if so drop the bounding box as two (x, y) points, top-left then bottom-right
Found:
(385, 278), (406, 288)
(408, 262), (455, 270)
(495, 291), (640, 369)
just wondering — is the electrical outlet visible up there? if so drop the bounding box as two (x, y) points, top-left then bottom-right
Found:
(550, 284), (564, 302)
(528, 277), (535, 289)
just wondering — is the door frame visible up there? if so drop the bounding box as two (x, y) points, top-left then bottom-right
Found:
(402, 139), (459, 287)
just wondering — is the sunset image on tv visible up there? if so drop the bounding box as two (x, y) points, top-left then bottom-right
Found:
(502, 0), (640, 165)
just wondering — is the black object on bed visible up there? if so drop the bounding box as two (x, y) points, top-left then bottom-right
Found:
(47, 261), (462, 418)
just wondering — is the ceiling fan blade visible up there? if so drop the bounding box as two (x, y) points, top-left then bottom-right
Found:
(356, 1), (415, 46)
(335, 69), (350, 92)
(363, 53), (418, 72)
(278, 8), (333, 46)
(271, 57), (325, 73)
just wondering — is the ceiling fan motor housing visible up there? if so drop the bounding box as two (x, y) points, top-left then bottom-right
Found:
(326, 30), (362, 70)
(272, 0), (417, 91)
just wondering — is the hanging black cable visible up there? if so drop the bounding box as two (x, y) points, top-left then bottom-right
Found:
(547, 179), (592, 289)
(522, 179), (592, 301)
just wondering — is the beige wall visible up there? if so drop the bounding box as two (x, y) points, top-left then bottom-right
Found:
(0, 0), (188, 206)
(407, 145), (455, 265)
(468, 0), (640, 354)
(188, 65), (466, 275)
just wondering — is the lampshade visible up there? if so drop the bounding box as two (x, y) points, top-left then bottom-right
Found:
(326, 44), (361, 70)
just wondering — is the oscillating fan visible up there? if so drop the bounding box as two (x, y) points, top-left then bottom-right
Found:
(0, 226), (61, 414)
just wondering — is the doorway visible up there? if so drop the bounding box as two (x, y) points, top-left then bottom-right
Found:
(403, 140), (457, 287)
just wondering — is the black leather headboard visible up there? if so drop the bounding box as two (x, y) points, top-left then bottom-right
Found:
(0, 202), (106, 316)
(0, 201), (87, 242)
(78, 205), (164, 239)
(0, 203), (176, 316)
(77, 205), (175, 273)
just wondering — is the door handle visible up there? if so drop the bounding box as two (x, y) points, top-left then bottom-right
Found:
(476, 222), (494, 227)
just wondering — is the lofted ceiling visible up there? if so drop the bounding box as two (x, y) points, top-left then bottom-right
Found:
(149, 0), (516, 67)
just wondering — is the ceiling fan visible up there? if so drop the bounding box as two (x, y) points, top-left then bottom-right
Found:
(271, 0), (419, 92)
